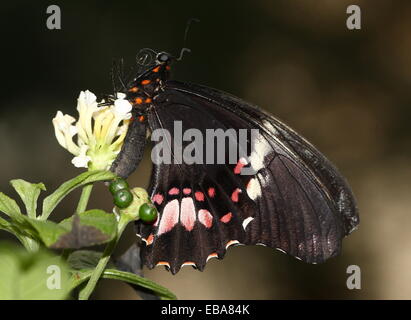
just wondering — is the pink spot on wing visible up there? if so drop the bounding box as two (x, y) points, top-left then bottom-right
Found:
(208, 187), (216, 198)
(183, 188), (191, 195)
(231, 188), (242, 202)
(195, 191), (205, 201)
(234, 157), (248, 174)
(157, 199), (179, 235)
(198, 209), (213, 228)
(168, 187), (179, 195)
(220, 212), (233, 223)
(180, 197), (196, 231)
(152, 193), (164, 205)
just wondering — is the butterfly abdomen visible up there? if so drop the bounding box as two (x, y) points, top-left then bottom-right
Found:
(110, 117), (147, 179)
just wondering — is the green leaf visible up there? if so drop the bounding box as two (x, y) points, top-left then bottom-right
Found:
(0, 242), (70, 300)
(16, 209), (117, 249)
(41, 170), (116, 220)
(0, 192), (22, 221)
(70, 268), (177, 300)
(0, 216), (14, 233)
(10, 179), (46, 218)
(67, 250), (116, 270)
(0, 216), (40, 251)
(51, 210), (117, 249)
(21, 217), (70, 247)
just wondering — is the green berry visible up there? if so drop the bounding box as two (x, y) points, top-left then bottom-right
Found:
(113, 189), (133, 208)
(139, 203), (158, 223)
(109, 178), (129, 195)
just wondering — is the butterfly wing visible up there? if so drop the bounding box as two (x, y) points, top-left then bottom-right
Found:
(135, 80), (359, 274)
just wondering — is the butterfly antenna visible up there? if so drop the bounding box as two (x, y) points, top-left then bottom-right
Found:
(117, 58), (127, 92)
(176, 18), (200, 61)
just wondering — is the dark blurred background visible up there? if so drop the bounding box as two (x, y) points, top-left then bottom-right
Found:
(0, 0), (410, 299)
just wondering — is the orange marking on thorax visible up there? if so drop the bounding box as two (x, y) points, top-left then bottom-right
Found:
(129, 87), (138, 93)
(141, 79), (151, 85)
(138, 115), (145, 122)
(135, 97), (143, 104)
(152, 66), (160, 73)
(145, 98), (152, 104)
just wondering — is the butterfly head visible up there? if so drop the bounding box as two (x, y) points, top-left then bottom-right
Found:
(155, 51), (172, 65)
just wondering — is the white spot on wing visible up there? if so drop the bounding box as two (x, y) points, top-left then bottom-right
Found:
(181, 262), (196, 268)
(206, 253), (219, 262)
(180, 197), (196, 231)
(246, 178), (261, 200)
(157, 199), (179, 235)
(198, 209), (213, 228)
(242, 217), (254, 230)
(156, 261), (170, 268)
(276, 248), (287, 254)
(248, 135), (270, 173)
(225, 240), (240, 249)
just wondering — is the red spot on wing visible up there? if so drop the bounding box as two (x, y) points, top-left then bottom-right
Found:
(208, 187), (216, 198)
(198, 209), (213, 228)
(152, 193), (164, 205)
(180, 197), (196, 231)
(195, 191), (205, 201)
(234, 157), (248, 174)
(220, 212), (233, 223)
(145, 234), (154, 245)
(157, 199), (179, 235)
(168, 187), (179, 195)
(183, 188), (191, 195)
(231, 188), (242, 202)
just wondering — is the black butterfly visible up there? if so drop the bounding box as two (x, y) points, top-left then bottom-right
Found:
(110, 49), (359, 274)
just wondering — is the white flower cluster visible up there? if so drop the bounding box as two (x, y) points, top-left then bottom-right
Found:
(52, 90), (132, 170)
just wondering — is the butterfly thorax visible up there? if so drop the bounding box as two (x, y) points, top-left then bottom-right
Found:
(126, 62), (171, 111)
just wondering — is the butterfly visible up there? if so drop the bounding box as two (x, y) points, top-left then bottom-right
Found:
(109, 48), (359, 274)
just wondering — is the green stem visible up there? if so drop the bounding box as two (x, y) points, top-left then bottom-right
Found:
(18, 236), (39, 252)
(76, 184), (93, 214)
(78, 216), (129, 300)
